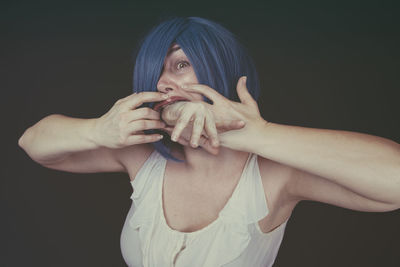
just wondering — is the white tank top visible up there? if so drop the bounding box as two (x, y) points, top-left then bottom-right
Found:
(120, 150), (289, 267)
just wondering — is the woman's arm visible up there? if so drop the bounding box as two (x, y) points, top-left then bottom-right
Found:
(182, 77), (400, 209)
(19, 114), (100, 165)
(248, 122), (400, 207)
(18, 92), (167, 173)
(19, 114), (131, 173)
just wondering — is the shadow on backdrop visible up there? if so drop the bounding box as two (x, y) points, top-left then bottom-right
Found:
(3, 1), (400, 266)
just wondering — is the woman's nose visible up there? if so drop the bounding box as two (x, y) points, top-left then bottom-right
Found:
(157, 83), (174, 94)
(157, 74), (176, 94)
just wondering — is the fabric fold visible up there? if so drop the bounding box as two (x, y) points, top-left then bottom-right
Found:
(128, 151), (166, 266)
(130, 150), (163, 202)
(219, 152), (269, 225)
(122, 150), (285, 267)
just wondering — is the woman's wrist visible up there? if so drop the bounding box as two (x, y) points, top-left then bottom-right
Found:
(246, 120), (276, 153)
(219, 117), (273, 153)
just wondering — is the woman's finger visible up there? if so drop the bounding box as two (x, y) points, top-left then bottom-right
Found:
(163, 123), (219, 155)
(170, 110), (194, 142)
(236, 76), (257, 107)
(162, 126), (174, 135)
(175, 136), (190, 147)
(190, 115), (205, 148)
(198, 136), (220, 155)
(125, 107), (161, 122)
(127, 119), (166, 132)
(174, 131), (219, 155)
(181, 84), (225, 104)
(215, 120), (246, 133)
(123, 92), (169, 110)
(204, 113), (219, 147)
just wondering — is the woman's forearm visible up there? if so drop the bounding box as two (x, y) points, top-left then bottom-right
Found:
(174, 79), (400, 204)
(18, 114), (99, 164)
(245, 122), (400, 204)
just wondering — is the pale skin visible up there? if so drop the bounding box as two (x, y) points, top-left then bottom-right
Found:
(155, 45), (400, 232)
(18, 44), (400, 234)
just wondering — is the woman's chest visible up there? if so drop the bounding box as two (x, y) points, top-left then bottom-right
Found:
(162, 172), (238, 233)
(161, 168), (292, 234)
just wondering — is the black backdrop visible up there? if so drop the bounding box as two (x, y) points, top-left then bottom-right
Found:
(3, 1), (400, 266)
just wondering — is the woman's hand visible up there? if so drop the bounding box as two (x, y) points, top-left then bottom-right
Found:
(161, 100), (246, 149)
(162, 125), (220, 155)
(181, 76), (269, 151)
(92, 92), (168, 149)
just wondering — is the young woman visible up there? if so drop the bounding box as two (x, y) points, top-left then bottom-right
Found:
(18, 17), (400, 267)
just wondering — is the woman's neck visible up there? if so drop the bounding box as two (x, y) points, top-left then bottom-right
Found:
(170, 144), (249, 176)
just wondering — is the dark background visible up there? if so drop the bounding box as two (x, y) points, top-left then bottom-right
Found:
(3, 0), (400, 266)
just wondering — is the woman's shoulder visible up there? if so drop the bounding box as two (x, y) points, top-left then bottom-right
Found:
(117, 144), (155, 181)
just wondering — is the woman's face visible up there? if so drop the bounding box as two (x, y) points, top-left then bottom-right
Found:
(157, 44), (203, 102)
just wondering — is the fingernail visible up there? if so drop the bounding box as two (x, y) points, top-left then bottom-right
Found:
(191, 141), (198, 147)
(181, 84), (187, 89)
(162, 94), (169, 99)
(171, 135), (177, 141)
(243, 76), (247, 83)
(158, 135), (163, 139)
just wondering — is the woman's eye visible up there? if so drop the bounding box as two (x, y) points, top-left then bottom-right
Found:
(176, 61), (190, 70)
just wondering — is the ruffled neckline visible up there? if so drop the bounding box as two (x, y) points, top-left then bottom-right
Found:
(128, 150), (275, 267)
(157, 152), (253, 238)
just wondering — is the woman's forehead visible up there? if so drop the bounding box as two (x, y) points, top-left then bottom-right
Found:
(167, 43), (182, 56)
(165, 44), (190, 62)
(163, 44), (189, 66)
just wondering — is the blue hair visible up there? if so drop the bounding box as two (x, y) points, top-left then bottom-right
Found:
(132, 17), (260, 160)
